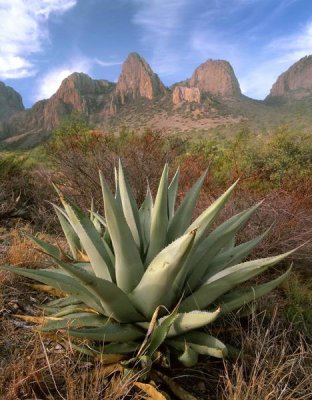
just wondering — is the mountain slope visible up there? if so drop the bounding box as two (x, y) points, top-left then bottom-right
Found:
(1, 53), (312, 149)
(0, 82), (24, 122)
(1, 73), (115, 147)
(266, 55), (312, 101)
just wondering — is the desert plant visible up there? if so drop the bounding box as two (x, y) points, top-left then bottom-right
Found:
(1, 162), (299, 381)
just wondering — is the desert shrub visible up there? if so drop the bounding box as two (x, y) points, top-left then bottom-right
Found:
(180, 127), (312, 262)
(0, 153), (35, 220)
(186, 125), (312, 192)
(281, 273), (312, 334)
(46, 116), (185, 209)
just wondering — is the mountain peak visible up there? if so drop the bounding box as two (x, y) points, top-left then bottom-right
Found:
(56, 72), (113, 96)
(115, 52), (166, 103)
(267, 55), (312, 99)
(189, 59), (241, 97)
(0, 81), (24, 122)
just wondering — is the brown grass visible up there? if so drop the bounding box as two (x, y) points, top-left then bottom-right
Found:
(1, 269), (311, 400)
(218, 309), (312, 400)
(5, 228), (45, 268)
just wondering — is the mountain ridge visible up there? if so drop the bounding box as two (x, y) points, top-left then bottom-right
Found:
(1, 53), (312, 148)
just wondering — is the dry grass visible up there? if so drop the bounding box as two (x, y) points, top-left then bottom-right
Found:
(5, 228), (45, 268)
(218, 309), (312, 400)
(0, 332), (142, 400)
(1, 225), (69, 270)
(1, 273), (311, 399)
(1, 221), (311, 399)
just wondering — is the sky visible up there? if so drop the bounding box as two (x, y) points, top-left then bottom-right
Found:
(1, 0), (312, 108)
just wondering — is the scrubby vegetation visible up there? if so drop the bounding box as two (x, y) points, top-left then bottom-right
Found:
(0, 117), (311, 399)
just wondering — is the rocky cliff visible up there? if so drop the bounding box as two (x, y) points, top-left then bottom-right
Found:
(172, 85), (201, 105)
(189, 59), (241, 97)
(267, 55), (312, 100)
(42, 72), (115, 130)
(115, 53), (167, 104)
(0, 82), (24, 122)
(1, 73), (115, 145)
(3, 52), (312, 149)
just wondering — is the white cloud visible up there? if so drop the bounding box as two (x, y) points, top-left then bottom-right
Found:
(240, 21), (312, 99)
(268, 21), (312, 63)
(190, 30), (240, 62)
(133, 0), (187, 38)
(34, 57), (91, 100)
(0, 0), (77, 79)
(132, 0), (189, 76)
(93, 58), (122, 67)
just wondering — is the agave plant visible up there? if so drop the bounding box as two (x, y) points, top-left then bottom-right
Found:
(1, 162), (297, 369)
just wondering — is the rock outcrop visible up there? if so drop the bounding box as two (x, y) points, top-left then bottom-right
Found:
(172, 86), (201, 105)
(189, 59), (241, 97)
(267, 55), (312, 99)
(115, 53), (166, 103)
(42, 72), (115, 130)
(1, 73), (115, 146)
(0, 82), (24, 121)
(10, 52), (312, 149)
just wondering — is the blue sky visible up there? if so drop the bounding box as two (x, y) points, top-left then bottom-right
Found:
(1, 0), (312, 107)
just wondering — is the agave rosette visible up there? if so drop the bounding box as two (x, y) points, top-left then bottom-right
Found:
(1, 162), (296, 367)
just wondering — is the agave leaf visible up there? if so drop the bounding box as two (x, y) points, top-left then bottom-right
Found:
(0, 266), (104, 314)
(90, 199), (102, 233)
(31, 284), (65, 298)
(186, 331), (227, 358)
(219, 267), (292, 314)
(100, 172), (144, 293)
(97, 341), (140, 355)
(113, 164), (122, 205)
(139, 184), (153, 254)
(101, 239), (115, 273)
(53, 204), (81, 259)
(91, 211), (107, 229)
(187, 202), (263, 290)
(145, 306), (179, 357)
(14, 315), (54, 324)
(58, 194), (113, 282)
(203, 228), (270, 279)
(136, 305), (162, 357)
(186, 179), (239, 243)
(90, 197), (95, 218)
(38, 312), (108, 332)
(67, 323), (144, 342)
(68, 342), (121, 361)
(167, 331), (227, 359)
(71, 341), (126, 363)
(42, 295), (82, 310)
(166, 309), (221, 337)
(26, 234), (60, 259)
(130, 230), (196, 318)
(222, 235), (236, 252)
(53, 258), (144, 323)
(74, 262), (94, 274)
(167, 169), (208, 243)
(168, 167), (180, 220)
(174, 180), (240, 292)
(178, 343), (199, 367)
(180, 247), (299, 312)
(51, 304), (95, 317)
(93, 216), (103, 235)
(102, 228), (112, 253)
(118, 159), (143, 249)
(145, 164), (169, 265)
